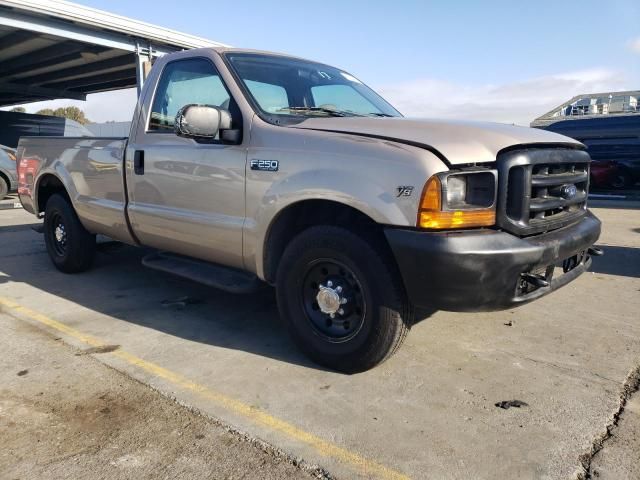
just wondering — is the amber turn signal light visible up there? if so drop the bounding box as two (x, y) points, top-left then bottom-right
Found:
(417, 175), (496, 229)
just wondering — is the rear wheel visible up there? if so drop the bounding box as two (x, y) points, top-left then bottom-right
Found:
(44, 194), (96, 273)
(276, 226), (412, 373)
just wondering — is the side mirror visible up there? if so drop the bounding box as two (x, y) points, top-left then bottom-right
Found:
(174, 104), (232, 140)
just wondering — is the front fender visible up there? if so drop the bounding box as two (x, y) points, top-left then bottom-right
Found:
(242, 122), (449, 278)
(264, 168), (412, 223)
(250, 168), (417, 279)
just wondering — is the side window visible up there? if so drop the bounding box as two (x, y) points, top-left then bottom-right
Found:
(244, 80), (289, 113)
(149, 58), (230, 132)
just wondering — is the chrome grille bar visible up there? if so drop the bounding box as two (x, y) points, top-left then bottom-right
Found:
(496, 147), (591, 236)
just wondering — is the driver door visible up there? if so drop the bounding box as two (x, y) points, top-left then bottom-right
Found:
(126, 57), (246, 269)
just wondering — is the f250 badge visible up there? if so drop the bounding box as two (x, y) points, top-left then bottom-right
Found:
(250, 159), (279, 172)
(396, 186), (414, 197)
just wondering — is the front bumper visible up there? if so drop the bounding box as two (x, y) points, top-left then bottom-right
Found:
(384, 211), (601, 312)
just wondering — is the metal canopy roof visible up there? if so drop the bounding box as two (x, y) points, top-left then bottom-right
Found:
(0, 0), (227, 107)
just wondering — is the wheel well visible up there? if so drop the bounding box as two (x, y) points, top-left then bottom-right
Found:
(37, 175), (69, 213)
(0, 171), (9, 189)
(263, 200), (386, 284)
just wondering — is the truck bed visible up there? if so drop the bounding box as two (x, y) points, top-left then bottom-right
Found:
(17, 136), (135, 244)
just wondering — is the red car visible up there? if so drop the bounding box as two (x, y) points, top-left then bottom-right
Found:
(590, 161), (616, 189)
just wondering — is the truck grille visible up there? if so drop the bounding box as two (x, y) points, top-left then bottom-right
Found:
(496, 147), (591, 236)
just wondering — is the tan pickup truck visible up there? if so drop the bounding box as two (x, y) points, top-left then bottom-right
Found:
(17, 47), (602, 372)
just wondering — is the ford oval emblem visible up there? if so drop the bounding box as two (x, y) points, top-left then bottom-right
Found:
(560, 184), (578, 199)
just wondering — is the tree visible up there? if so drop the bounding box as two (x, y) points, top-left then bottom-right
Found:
(35, 106), (91, 124)
(10, 106), (26, 113)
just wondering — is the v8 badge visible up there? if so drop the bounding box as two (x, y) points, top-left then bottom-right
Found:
(396, 186), (414, 197)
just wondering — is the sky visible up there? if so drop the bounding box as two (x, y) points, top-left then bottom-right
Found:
(8, 0), (640, 125)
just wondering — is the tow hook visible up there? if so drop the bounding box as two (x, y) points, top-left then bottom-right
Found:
(520, 273), (550, 288)
(588, 246), (604, 256)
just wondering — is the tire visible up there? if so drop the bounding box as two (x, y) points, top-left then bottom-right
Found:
(44, 194), (96, 273)
(276, 225), (412, 373)
(0, 176), (8, 199)
(610, 170), (632, 189)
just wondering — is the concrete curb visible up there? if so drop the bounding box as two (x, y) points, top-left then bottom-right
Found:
(0, 200), (23, 210)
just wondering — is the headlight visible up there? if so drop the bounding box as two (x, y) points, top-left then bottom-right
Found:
(417, 170), (497, 229)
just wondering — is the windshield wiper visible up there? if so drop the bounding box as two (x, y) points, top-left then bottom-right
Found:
(277, 107), (364, 117)
(366, 112), (395, 117)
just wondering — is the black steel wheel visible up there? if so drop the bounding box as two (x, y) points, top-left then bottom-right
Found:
(44, 193), (96, 273)
(301, 259), (366, 342)
(48, 211), (68, 257)
(276, 225), (412, 373)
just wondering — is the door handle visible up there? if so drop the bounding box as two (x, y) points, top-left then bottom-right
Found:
(134, 150), (144, 175)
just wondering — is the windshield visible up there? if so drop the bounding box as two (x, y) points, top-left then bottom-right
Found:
(225, 53), (402, 122)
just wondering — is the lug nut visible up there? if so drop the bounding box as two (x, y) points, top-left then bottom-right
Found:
(327, 280), (333, 287)
(338, 308), (344, 315)
(336, 286), (342, 293)
(340, 298), (347, 305)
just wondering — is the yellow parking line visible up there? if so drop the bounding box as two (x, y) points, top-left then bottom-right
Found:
(0, 296), (411, 480)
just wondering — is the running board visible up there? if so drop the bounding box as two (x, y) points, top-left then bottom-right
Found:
(142, 252), (263, 294)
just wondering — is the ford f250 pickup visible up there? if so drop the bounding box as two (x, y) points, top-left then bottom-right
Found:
(17, 48), (602, 372)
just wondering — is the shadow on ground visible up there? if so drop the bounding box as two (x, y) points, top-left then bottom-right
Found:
(0, 227), (433, 372)
(2, 221), (633, 371)
(591, 245), (640, 279)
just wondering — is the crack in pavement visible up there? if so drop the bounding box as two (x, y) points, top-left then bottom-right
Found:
(573, 363), (640, 480)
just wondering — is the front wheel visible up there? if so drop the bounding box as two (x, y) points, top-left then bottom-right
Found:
(276, 226), (412, 373)
(44, 194), (96, 273)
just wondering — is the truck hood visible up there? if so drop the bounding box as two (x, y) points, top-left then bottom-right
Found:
(290, 117), (582, 165)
